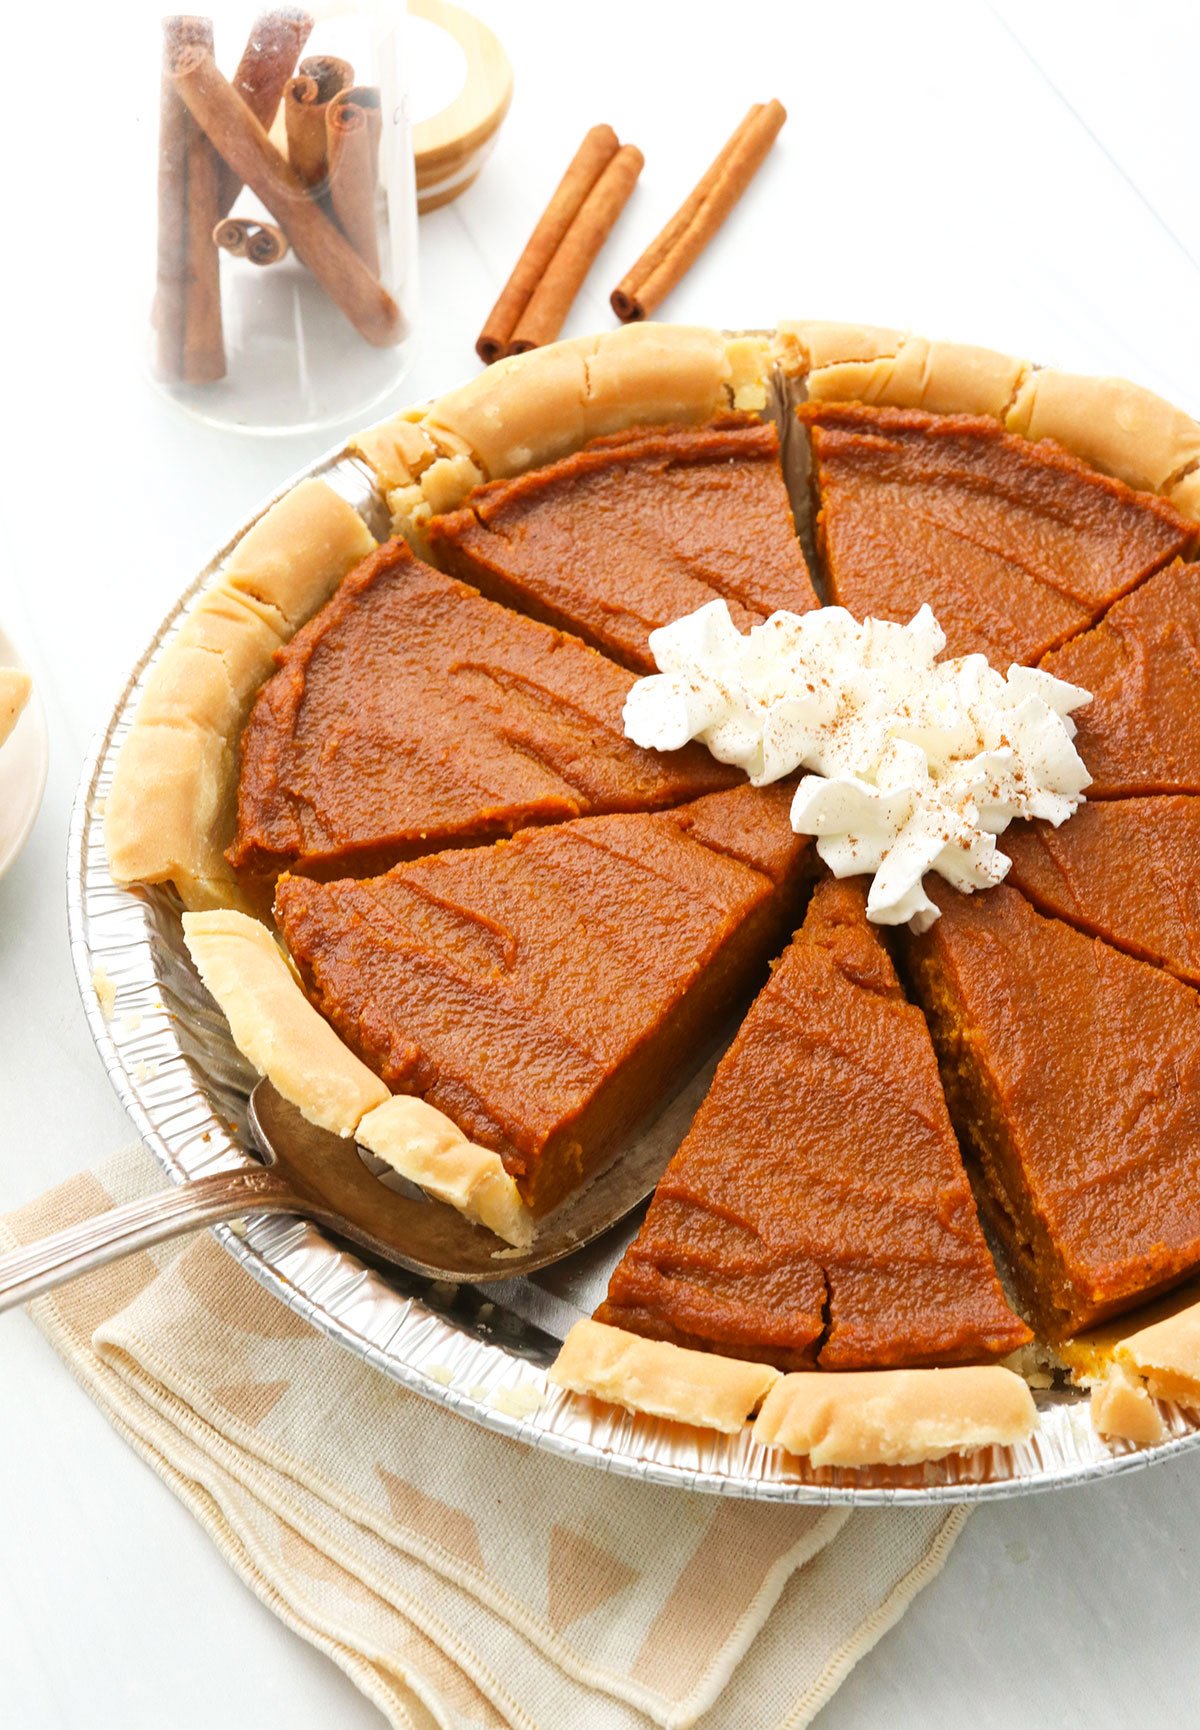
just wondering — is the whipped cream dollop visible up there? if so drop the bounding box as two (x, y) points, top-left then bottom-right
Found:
(624, 601), (1092, 931)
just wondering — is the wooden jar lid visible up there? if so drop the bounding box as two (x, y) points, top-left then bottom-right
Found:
(409, 0), (513, 213)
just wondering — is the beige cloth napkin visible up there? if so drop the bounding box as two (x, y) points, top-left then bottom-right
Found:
(3, 1145), (969, 1730)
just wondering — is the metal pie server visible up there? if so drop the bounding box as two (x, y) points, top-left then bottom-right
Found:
(0, 1080), (668, 1313)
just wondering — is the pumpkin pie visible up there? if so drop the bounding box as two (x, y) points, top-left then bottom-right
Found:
(425, 417), (817, 673)
(274, 783), (812, 1213)
(105, 321), (1200, 1464)
(229, 538), (736, 881)
(1004, 797), (1200, 987)
(596, 877), (1029, 1369)
(908, 882), (1200, 1338)
(1039, 559), (1200, 795)
(800, 401), (1194, 666)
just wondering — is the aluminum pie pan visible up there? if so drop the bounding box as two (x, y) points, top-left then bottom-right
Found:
(66, 438), (1200, 1505)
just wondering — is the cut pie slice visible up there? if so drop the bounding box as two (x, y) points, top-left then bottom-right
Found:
(274, 783), (812, 1213)
(1039, 559), (1200, 795)
(425, 417), (818, 674)
(908, 882), (1200, 1338)
(1004, 797), (1200, 987)
(596, 877), (1030, 1370)
(229, 538), (736, 880)
(800, 402), (1194, 666)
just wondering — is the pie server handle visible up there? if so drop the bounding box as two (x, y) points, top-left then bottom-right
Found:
(0, 1167), (301, 1314)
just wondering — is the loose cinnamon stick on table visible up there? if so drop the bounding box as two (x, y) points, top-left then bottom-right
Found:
(476, 123), (620, 364)
(156, 15), (225, 383)
(508, 143), (644, 355)
(327, 87), (382, 274)
(611, 100), (786, 322)
(216, 7), (313, 217)
(170, 44), (403, 346)
(285, 54), (354, 188)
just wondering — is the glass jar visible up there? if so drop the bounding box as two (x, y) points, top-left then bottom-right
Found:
(151, 1), (418, 434)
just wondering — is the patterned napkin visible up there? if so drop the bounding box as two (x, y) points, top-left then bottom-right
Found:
(3, 1146), (969, 1730)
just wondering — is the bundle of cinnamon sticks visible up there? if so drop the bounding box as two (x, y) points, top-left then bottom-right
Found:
(476, 100), (786, 366)
(156, 8), (401, 385)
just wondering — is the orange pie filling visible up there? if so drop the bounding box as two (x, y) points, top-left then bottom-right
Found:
(800, 401), (1194, 666)
(907, 885), (1200, 1340)
(596, 878), (1029, 1371)
(427, 416), (817, 673)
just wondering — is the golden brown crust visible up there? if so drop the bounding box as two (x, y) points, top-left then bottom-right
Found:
(356, 1095), (533, 1247)
(773, 319), (906, 374)
(0, 667), (32, 751)
(1005, 369), (1200, 497)
(1061, 1276), (1200, 1413)
(752, 1367), (1038, 1466)
(1090, 1365), (1166, 1446)
(183, 909), (389, 1137)
(354, 325), (770, 543)
(351, 412), (439, 492)
(549, 1320), (780, 1433)
(799, 333), (1030, 422)
(1114, 1303), (1200, 1406)
(808, 337), (1029, 420)
(779, 319), (1200, 528)
(105, 482), (376, 908)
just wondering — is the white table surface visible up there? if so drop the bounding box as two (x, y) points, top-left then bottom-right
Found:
(4, 1), (1200, 1723)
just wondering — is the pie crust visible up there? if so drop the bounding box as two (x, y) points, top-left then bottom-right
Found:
(106, 481), (377, 910)
(752, 1365), (1038, 1467)
(182, 908), (389, 1137)
(775, 318), (1200, 506)
(356, 1096), (532, 1247)
(1061, 1279), (1200, 1443)
(105, 318), (1200, 1465)
(778, 320), (1031, 420)
(352, 324), (771, 547)
(549, 1319), (780, 1434)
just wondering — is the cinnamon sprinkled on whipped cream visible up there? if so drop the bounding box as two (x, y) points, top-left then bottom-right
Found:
(624, 601), (1092, 931)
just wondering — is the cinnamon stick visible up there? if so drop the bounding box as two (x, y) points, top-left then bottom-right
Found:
(213, 216), (290, 264)
(216, 8), (313, 217)
(170, 44), (403, 347)
(611, 100), (786, 323)
(476, 124), (620, 364)
(156, 15), (225, 383)
(284, 54), (353, 188)
(508, 143), (643, 355)
(326, 88), (382, 274)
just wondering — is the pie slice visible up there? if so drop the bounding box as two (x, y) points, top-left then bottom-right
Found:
(908, 882), (1200, 1338)
(274, 783), (812, 1213)
(1039, 559), (1200, 795)
(229, 538), (736, 880)
(1004, 797), (1200, 986)
(425, 417), (818, 674)
(596, 877), (1029, 1369)
(800, 402), (1194, 666)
